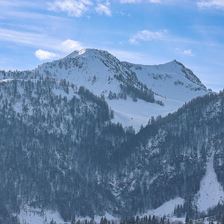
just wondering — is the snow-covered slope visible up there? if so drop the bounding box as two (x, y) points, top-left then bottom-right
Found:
(122, 60), (208, 128)
(19, 206), (65, 224)
(195, 153), (224, 212)
(37, 48), (145, 99)
(141, 197), (185, 217)
(36, 49), (208, 130)
(123, 60), (207, 102)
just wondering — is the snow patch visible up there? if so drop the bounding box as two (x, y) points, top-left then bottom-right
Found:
(19, 206), (118, 224)
(18, 206), (66, 224)
(94, 213), (118, 224)
(195, 153), (224, 212)
(75, 213), (118, 224)
(108, 97), (182, 131)
(141, 197), (185, 217)
(0, 78), (14, 83)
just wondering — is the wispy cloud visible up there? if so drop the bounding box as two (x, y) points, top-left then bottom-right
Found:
(129, 28), (217, 47)
(129, 29), (167, 44)
(120, 0), (160, 3)
(197, 0), (224, 9)
(95, 2), (111, 16)
(48, 0), (92, 17)
(108, 49), (164, 64)
(0, 27), (84, 60)
(0, 0), (39, 8)
(0, 28), (55, 48)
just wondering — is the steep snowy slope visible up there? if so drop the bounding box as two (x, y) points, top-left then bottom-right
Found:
(123, 60), (207, 102)
(36, 49), (208, 130)
(195, 153), (224, 212)
(141, 197), (185, 218)
(37, 49), (123, 96)
(122, 60), (208, 128)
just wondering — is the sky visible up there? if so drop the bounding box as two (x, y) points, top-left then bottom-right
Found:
(0, 0), (224, 91)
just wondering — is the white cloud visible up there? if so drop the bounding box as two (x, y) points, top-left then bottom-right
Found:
(175, 48), (194, 57)
(183, 49), (193, 56)
(35, 49), (58, 60)
(35, 39), (83, 60)
(197, 0), (224, 9)
(129, 29), (166, 44)
(95, 2), (111, 16)
(60, 39), (83, 53)
(48, 0), (92, 17)
(49, 0), (113, 17)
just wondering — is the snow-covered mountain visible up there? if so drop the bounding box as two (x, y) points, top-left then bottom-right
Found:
(36, 49), (208, 130)
(0, 75), (223, 224)
(1, 49), (223, 224)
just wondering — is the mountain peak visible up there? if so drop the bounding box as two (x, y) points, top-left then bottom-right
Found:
(65, 48), (113, 59)
(36, 48), (208, 130)
(163, 59), (183, 67)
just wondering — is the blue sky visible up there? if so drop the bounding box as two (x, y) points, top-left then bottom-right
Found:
(0, 0), (224, 91)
